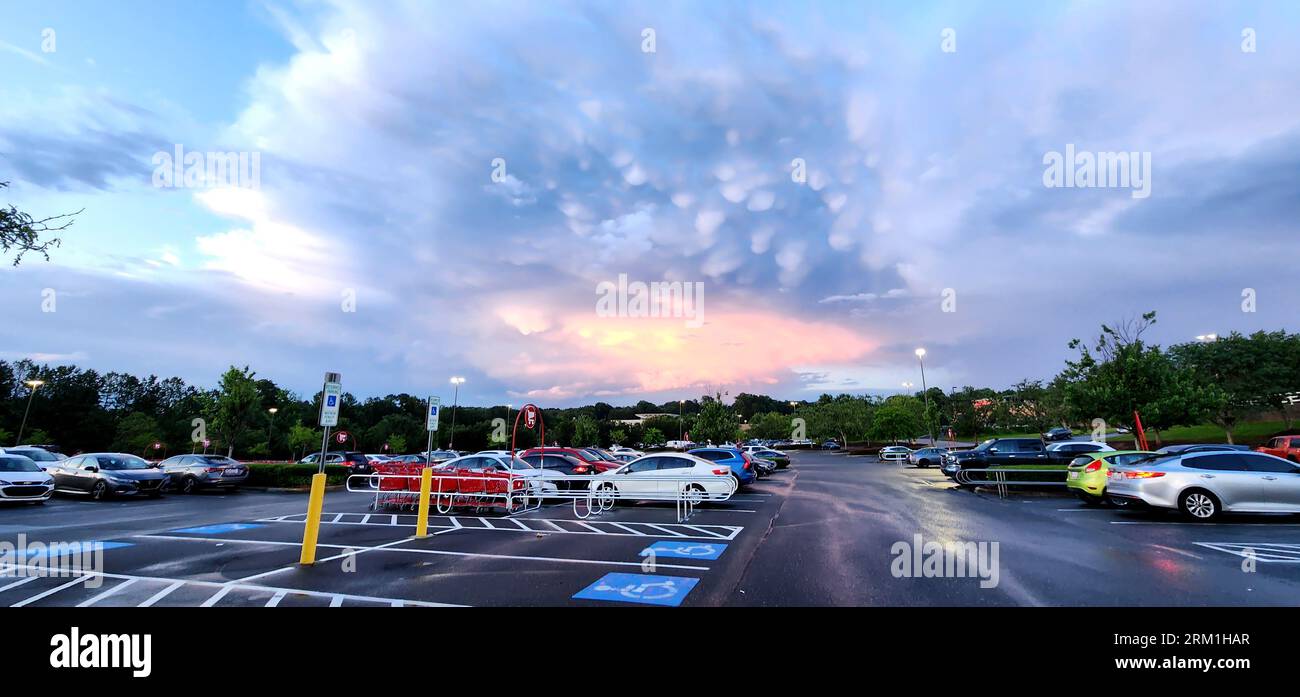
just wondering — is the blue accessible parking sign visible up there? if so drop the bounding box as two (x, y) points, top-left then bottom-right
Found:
(639, 540), (728, 560)
(573, 573), (700, 607)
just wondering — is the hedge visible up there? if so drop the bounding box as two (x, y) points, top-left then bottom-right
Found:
(245, 463), (352, 488)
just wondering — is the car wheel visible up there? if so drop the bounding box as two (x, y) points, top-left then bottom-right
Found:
(684, 484), (705, 505)
(90, 481), (109, 501)
(917, 459), (930, 469)
(181, 476), (198, 495)
(1179, 489), (1219, 520)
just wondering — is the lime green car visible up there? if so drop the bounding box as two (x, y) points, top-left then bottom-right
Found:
(1066, 450), (1156, 505)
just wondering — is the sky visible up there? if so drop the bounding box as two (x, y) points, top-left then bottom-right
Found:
(1, 0), (1298, 407)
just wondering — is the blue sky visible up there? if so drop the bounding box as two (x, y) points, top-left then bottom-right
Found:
(1, 0), (1298, 406)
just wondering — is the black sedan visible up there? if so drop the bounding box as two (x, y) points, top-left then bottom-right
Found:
(48, 453), (167, 500)
(519, 453), (593, 490)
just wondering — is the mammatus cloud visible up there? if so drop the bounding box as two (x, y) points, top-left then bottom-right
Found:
(1, 1), (1298, 403)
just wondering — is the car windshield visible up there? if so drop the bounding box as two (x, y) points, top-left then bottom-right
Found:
(13, 449), (60, 461)
(503, 457), (534, 470)
(0, 457), (41, 472)
(973, 439), (996, 451)
(99, 455), (150, 471)
(198, 456), (235, 465)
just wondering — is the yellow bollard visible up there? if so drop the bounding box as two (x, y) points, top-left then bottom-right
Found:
(415, 467), (433, 538)
(299, 472), (327, 565)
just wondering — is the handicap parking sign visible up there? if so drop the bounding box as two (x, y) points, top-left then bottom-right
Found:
(327, 396), (337, 407)
(573, 572), (700, 607)
(640, 540), (727, 561)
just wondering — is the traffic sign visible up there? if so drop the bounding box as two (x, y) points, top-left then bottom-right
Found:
(522, 404), (538, 429)
(426, 396), (441, 432)
(319, 374), (342, 427)
(334, 431), (349, 445)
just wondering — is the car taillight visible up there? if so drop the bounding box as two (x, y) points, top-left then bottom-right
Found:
(1124, 471), (1165, 479)
(743, 462), (751, 470)
(574, 466), (588, 474)
(712, 468), (729, 476)
(205, 467), (225, 473)
(1084, 460), (1102, 473)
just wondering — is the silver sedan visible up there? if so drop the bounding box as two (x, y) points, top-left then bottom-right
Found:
(1107, 450), (1300, 520)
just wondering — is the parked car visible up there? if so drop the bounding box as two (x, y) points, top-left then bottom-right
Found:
(1045, 440), (1115, 464)
(688, 447), (756, 488)
(820, 440), (842, 450)
(0, 453), (54, 504)
(1065, 450), (1156, 506)
(1257, 436), (1300, 462)
(942, 438), (1048, 479)
(366, 454), (396, 465)
(156, 454), (249, 493)
(664, 440), (696, 450)
(613, 453), (640, 463)
(753, 449), (790, 469)
(519, 447), (619, 473)
(299, 451), (373, 475)
(48, 453), (167, 500)
(751, 455), (778, 477)
(591, 453), (733, 503)
(1043, 426), (1073, 441)
(520, 453), (597, 489)
(1108, 450), (1300, 519)
(1154, 443), (1251, 455)
(436, 453), (562, 498)
(0, 446), (65, 470)
(879, 445), (912, 462)
(907, 447), (949, 468)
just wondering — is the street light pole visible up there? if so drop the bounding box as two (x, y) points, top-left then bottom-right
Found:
(679, 400), (685, 441)
(915, 348), (935, 445)
(449, 377), (465, 449)
(267, 407), (278, 458)
(15, 379), (44, 446)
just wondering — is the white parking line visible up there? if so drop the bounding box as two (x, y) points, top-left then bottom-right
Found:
(0, 576), (39, 595)
(1194, 542), (1300, 563)
(606, 522), (646, 536)
(200, 585), (233, 607)
(137, 533), (712, 571)
(329, 595), (344, 607)
(265, 591), (286, 607)
(138, 581), (185, 607)
(642, 523), (687, 537)
(256, 513), (742, 540)
(2, 562), (461, 607)
(77, 578), (137, 607)
(11, 576), (88, 607)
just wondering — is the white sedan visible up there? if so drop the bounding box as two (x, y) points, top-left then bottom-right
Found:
(879, 446), (913, 462)
(590, 453), (734, 502)
(436, 453), (562, 497)
(0, 454), (55, 504)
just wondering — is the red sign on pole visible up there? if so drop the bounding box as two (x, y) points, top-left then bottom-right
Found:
(335, 431), (349, 445)
(522, 404), (538, 430)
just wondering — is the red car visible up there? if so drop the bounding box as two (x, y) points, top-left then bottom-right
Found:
(1256, 435), (1300, 463)
(518, 447), (618, 473)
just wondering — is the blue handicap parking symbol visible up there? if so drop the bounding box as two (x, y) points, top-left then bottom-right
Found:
(171, 523), (264, 535)
(573, 572), (700, 607)
(327, 396), (338, 407)
(639, 540), (727, 561)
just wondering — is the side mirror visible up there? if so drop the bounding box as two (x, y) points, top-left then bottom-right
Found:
(988, 447), (999, 453)
(84, 466), (98, 473)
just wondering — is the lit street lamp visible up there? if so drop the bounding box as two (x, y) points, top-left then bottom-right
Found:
(449, 377), (465, 448)
(915, 348), (935, 445)
(267, 407), (279, 456)
(679, 400), (685, 441)
(15, 379), (45, 446)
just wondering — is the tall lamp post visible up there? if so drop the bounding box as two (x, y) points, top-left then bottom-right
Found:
(915, 348), (935, 445)
(15, 379), (45, 445)
(678, 400), (685, 442)
(448, 377), (465, 449)
(267, 407), (279, 457)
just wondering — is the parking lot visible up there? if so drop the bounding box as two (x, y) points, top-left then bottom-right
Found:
(4, 450), (1300, 607)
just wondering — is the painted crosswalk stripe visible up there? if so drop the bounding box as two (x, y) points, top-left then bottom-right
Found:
(77, 578), (137, 607)
(642, 523), (687, 537)
(330, 595), (344, 607)
(138, 581), (185, 607)
(11, 577), (88, 607)
(200, 585), (233, 607)
(265, 591), (286, 607)
(607, 522), (646, 535)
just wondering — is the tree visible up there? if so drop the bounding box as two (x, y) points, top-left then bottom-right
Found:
(287, 423), (316, 461)
(212, 366), (262, 456)
(1, 181), (80, 264)
(871, 404), (919, 443)
(112, 412), (161, 455)
(799, 396), (873, 444)
(747, 411), (791, 440)
(1167, 331), (1292, 443)
(609, 428), (627, 446)
(387, 433), (408, 454)
(573, 415), (600, 446)
(643, 427), (665, 446)
(691, 397), (741, 445)
(1060, 313), (1211, 444)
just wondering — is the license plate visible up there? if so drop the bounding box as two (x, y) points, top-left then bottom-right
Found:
(224, 468), (243, 476)
(1068, 471), (1079, 480)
